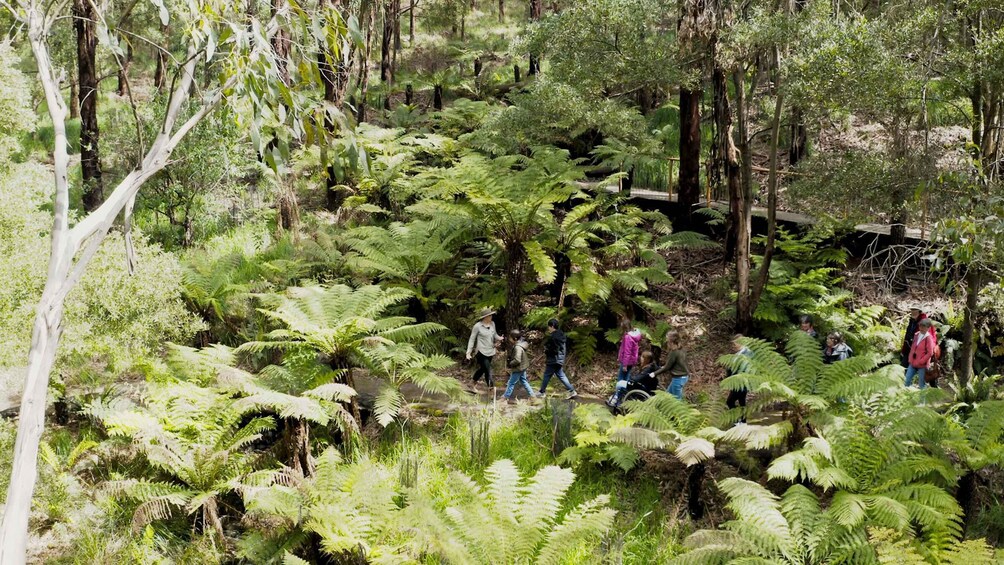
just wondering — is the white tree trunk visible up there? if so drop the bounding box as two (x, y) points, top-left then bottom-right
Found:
(0, 7), (230, 560)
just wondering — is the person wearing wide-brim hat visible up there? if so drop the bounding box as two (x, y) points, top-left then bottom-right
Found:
(466, 307), (503, 388)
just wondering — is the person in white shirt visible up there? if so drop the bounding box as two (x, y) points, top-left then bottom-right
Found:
(466, 308), (503, 388)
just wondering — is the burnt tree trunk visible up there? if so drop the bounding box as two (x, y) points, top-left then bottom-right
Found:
(528, 0), (541, 75)
(69, 77), (79, 119)
(678, 88), (702, 217)
(788, 107), (807, 166)
(405, 83), (413, 104)
(731, 70), (753, 334)
(74, 0), (103, 211)
(380, 0), (393, 86)
(514, 64), (521, 83)
(433, 84), (443, 109)
(116, 42), (132, 97)
(687, 463), (706, 519)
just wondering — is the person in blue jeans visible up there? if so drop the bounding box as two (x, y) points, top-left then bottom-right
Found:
(650, 331), (689, 400)
(502, 330), (536, 403)
(538, 318), (578, 399)
(905, 318), (936, 390)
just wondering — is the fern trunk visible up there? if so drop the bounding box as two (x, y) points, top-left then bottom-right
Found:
(282, 417), (315, 476)
(504, 243), (527, 334)
(687, 462), (706, 519)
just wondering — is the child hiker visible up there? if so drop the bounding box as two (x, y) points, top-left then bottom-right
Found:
(502, 330), (536, 403)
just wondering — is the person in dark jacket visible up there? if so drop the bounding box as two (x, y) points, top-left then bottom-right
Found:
(651, 331), (689, 400)
(606, 351), (658, 408)
(725, 334), (754, 423)
(538, 319), (577, 399)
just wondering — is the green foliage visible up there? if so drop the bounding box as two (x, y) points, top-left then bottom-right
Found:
(0, 162), (202, 375)
(403, 459), (615, 564)
(239, 284), (460, 426)
(97, 379), (276, 538)
(0, 41), (34, 165)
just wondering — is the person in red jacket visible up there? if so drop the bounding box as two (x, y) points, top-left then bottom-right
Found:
(901, 307), (937, 367)
(905, 318), (936, 389)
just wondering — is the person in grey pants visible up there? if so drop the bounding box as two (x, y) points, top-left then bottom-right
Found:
(466, 308), (503, 388)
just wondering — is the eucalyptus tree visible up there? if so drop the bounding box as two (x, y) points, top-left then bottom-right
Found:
(0, 0), (351, 559)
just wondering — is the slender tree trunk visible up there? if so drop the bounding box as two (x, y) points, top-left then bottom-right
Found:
(74, 0), (103, 211)
(960, 268), (981, 388)
(409, 0), (415, 43)
(528, 0), (541, 75)
(713, 65), (739, 263)
(731, 70), (753, 334)
(750, 80), (785, 316)
(319, 0), (355, 210)
(498, 0), (504, 21)
(889, 119), (909, 246)
(356, 6), (374, 123)
(116, 42), (132, 97)
(788, 106), (807, 166)
(154, 25), (168, 91)
(69, 77), (79, 118)
(380, 0), (393, 86)
(678, 88), (702, 216)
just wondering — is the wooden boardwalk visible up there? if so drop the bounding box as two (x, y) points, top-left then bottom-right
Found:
(606, 186), (930, 242)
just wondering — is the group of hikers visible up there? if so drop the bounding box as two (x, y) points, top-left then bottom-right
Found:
(464, 303), (943, 409)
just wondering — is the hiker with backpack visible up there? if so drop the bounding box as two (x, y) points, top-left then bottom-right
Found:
(502, 330), (536, 403)
(823, 332), (853, 364)
(466, 307), (504, 389)
(905, 318), (937, 389)
(616, 319), (643, 383)
(539, 319), (578, 399)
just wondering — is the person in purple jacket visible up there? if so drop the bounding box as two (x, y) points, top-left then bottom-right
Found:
(616, 319), (642, 383)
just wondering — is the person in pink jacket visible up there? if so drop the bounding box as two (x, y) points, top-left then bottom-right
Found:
(616, 319), (643, 382)
(905, 318), (936, 389)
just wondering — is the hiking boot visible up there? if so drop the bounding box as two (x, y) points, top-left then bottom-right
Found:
(566, 391), (578, 400)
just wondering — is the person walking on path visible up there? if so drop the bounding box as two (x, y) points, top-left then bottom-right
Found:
(616, 319), (643, 382)
(650, 331), (690, 400)
(606, 351), (658, 409)
(725, 334), (754, 423)
(823, 332), (853, 364)
(539, 318), (578, 399)
(466, 308), (503, 389)
(502, 330), (536, 403)
(900, 307), (936, 367)
(905, 318), (936, 390)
